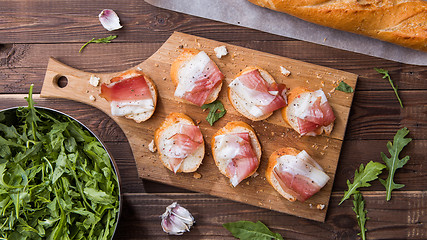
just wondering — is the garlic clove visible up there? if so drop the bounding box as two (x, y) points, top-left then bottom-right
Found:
(99, 9), (123, 31)
(161, 202), (194, 235)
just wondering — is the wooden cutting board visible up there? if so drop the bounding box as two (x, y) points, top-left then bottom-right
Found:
(41, 32), (357, 222)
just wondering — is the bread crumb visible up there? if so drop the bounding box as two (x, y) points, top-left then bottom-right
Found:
(280, 66), (291, 76)
(89, 75), (100, 87)
(155, 63), (159, 67)
(251, 172), (259, 178)
(317, 204), (325, 210)
(89, 95), (96, 101)
(136, 66), (142, 71)
(246, 181), (250, 185)
(178, 45), (184, 49)
(148, 140), (157, 153)
(193, 172), (202, 179)
(214, 45), (228, 58)
(309, 203), (313, 208)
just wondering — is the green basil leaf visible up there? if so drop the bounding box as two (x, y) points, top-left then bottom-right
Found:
(335, 81), (354, 93)
(201, 100), (226, 126)
(223, 220), (284, 240)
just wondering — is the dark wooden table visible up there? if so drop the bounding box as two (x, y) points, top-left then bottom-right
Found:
(1, 1), (426, 239)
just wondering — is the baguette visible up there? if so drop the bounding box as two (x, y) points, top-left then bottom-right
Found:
(211, 121), (262, 186)
(266, 147), (330, 202)
(171, 48), (224, 106)
(154, 113), (205, 173)
(247, 0), (427, 52)
(282, 87), (335, 136)
(228, 66), (287, 121)
(100, 69), (157, 123)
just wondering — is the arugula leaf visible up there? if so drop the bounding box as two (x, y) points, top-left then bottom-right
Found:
(335, 81), (354, 93)
(353, 192), (368, 240)
(379, 127), (412, 201)
(374, 68), (403, 108)
(223, 220), (284, 240)
(339, 161), (385, 205)
(79, 35), (117, 53)
(201, 100), (226, 126)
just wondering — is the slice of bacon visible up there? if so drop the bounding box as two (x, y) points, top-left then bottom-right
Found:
(164, 124), (203, 173)
(100, 75), (152, 102)
(297, 91), (335, 135)
(216, 132), (258, 186)
(180, 60), (224, 106)
(273, 151), (329, 202)
(231, 69), (287, 115)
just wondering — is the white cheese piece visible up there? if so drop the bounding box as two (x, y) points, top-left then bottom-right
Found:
(280, 66), (291, 76)
(175, 51), (211, 98)
(214, 45), (228, 59)
(89, 95), (96, 101)
(89, 75), (100, 87)
(110, 99), (154, 116)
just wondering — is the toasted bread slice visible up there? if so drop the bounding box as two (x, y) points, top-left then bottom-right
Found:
(154, 113), (205, 173)
(101, 69), (158, 123)
(228, 66), (278, 121)
(282, 87), (334, 136)
(211, 121), (262, 185)
(170, 48), (223, 106)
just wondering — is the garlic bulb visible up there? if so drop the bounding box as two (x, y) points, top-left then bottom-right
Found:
(98, 9), (123, 31)
(161, 202), (195, 235)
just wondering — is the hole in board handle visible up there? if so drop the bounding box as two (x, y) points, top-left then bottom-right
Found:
(56, 76), (68, 88)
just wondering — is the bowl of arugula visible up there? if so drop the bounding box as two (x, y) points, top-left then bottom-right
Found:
(0, 85), (121, 239)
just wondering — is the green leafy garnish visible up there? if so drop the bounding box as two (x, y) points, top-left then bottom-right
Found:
(379, 127), (412, 201)
(374, 68), (403, 108)
(79, 35), (117, 53)
(339, 161), (385, 205)
(335, 81), (354, 93)
(0, 85), (119, 239)
(353, 192), (368, 240)
(201, 100), (226, 126)
(223, 220), (284, 240)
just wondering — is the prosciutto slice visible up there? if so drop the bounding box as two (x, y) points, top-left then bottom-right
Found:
(273, 150), (330, 202)
(164, 124), (203, 173)
(175, 51), (224, 106)
(214, 132), (258, 186)
(228, 69), (287, 117)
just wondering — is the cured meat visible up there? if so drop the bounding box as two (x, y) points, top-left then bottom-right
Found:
(163, 124), (203, 173)
(229, 69), (287, 117)
(174, 51), (224, 106)
(214, 132), (258, 186)
(273, 150), (330, 202)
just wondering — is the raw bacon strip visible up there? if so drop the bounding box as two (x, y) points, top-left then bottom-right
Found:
(100, 75), (152, 102)
(215, 132), (258, 186)
(229, 69), (287, 116)
(273, 151), (330, 202)
(164, 124), (203, 173)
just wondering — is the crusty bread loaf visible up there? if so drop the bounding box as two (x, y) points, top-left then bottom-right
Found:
(211, 121), (262, 185)
(266, 147), (300, 202)
(247, 0), (427, 52)
(154, 112), (205, 173)
(171, 48), (223, 105)
(228, 66), (278, 121)
(282, 87), (334, 136)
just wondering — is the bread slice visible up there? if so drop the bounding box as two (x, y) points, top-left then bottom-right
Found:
(282, 87), (334, 136)
(228, 66), (278, 121)
(154, 112), (205, 173)
(211, 121), (262, 185)
(101, 69), (158, 123)
(170, 48), (223, 106)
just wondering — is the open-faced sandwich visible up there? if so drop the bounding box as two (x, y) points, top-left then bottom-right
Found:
(171, 48), (224, 106)
(155, 112), (205, 173)
(266, 147), (330, 202)
(212, 121), (261, 187)
(228, 66), (287, 121)
(282, 87), (335, 136)
(100, 69), (158, 123)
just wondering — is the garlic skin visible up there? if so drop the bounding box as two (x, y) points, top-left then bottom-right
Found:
(99, 9), (123, 31)
(161, 202), (194, 235)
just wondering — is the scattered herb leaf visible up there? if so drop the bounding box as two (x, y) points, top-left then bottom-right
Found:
(223, 220), (284, 240)
(353, 192), (368, 240)
(0, 85), (119, 239)
(378, 127), (412, 201)
(201, 100), (226, 126)
(79, 35), (117, 53)
(335, 81), (354, 93)
(339, 161), (385, 204)
(374, 68), (403, 108)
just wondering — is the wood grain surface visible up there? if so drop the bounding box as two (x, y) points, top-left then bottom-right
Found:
(1, 0), (427, 238)
(40, 32), (357, 221)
